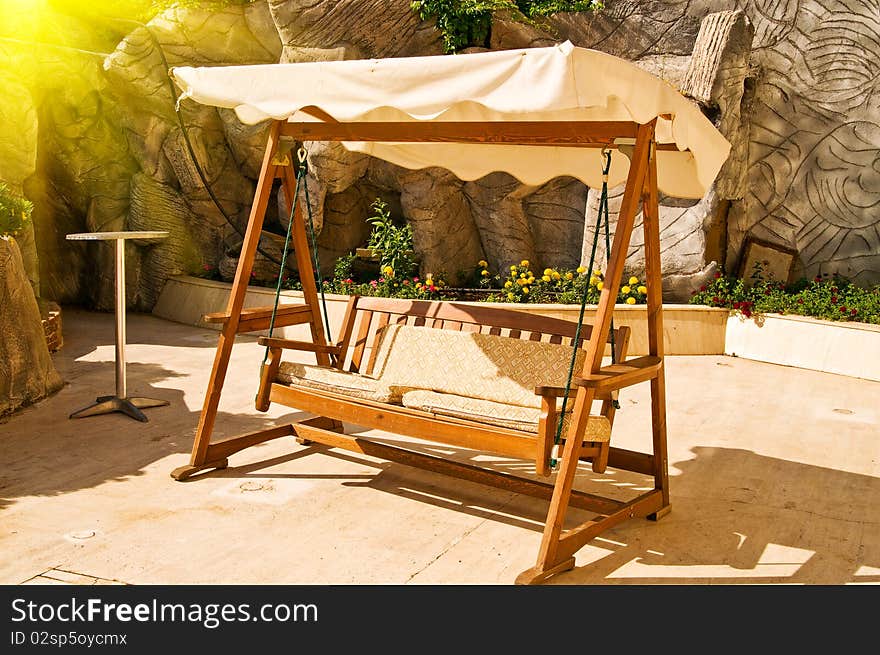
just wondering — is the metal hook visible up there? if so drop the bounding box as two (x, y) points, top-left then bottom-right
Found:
(297, 147), (308, 164)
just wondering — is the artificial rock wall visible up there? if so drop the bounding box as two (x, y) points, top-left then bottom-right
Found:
(1, 0), (877, 309)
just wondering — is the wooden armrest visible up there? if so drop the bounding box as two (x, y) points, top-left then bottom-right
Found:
(257, 337), (342, 355)
(203, 304), (312, 324)
(534, 385), (575, 398)
(534, 385), (616, 402)
(575, 356), (662, 393)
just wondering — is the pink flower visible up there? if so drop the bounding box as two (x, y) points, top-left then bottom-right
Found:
(343, 278), (353, 284)
(369, 280), (378, 287)
(202, 264), (213, 271)
(413, 277), (419, 282)
(378, 277), (385, 283)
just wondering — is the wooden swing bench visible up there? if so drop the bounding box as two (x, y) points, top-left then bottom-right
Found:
(167, 42), (731, 583)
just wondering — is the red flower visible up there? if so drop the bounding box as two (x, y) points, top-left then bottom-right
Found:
(742, 308), (752, 318)
(831, 296), (838, 304)
(797, 298), (804, 304)
(733, 301), (741, 309)
(712, 296), (720, 303)
(831, 287), (838, 294)
(764, 289), (771, 295)
(700, 285), (707, 292)
(344, 278), (353, 284)
(814, 276), (822, 282)
(851, 308), (857, 316)
(714, 272), (721, 279)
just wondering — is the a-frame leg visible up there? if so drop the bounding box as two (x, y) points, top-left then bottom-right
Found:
(517, 121), (658, 584)
(172, 122), (284, 481)
(641, 143), (671, 519)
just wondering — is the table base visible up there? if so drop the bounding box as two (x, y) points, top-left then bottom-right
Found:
(69, 396), (170, 422)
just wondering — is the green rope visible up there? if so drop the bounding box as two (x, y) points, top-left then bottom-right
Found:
(261, 159), (304, 367)
(550, 150), (614, 469)
(300, 156), (333, 348)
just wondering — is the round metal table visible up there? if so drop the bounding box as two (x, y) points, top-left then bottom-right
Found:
(66, 231), (170, 422)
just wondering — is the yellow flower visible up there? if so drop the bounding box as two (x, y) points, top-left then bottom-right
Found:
(516, 278), (525, 286)
(543, 268), (553, 276)
(589, 276), (598, 286)
(478, 259), (488, 268)
(520, 259), (530, 267)
(504, 280), (512, 289)
(481, 269), (490, 276)
(593, 270), (602, 277)
(597, 281), (604, 290)
(382, 265), (394, 277)
(576, 266), (586, 274)
(626, 297), (636, 305)
(527, 277), (535, 284)
(565, 272), (573, 280)
(522, 287), (529, 294)
(621, 285), (631, 294)
(629, 276), (639, 286)
(510, 265), (517, 272)
(542, 275), (551, 282)
(507, 292), (515, 301)
(638, 285), (647, 294)
(552, 271), (561, 280)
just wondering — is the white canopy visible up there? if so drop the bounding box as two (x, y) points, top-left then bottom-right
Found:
(172, 41), (730, 198)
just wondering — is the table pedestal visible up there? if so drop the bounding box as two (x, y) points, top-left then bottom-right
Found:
(67, 231), (170, 422)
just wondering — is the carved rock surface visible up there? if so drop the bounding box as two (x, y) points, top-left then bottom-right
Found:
(0, 237), (62, 417)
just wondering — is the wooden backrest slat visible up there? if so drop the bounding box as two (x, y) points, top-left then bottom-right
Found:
(549, 334), (563, 344)
(413, 316), (426, 327)
(444, 320), (463, 331)
(350, 309), (373, 373)
(354, 297), (597, 342)
(509, 329), (521, 339)
(488, 326), (502, 336)
(528, 331), (542, 342)
(364, 312), (391, 375)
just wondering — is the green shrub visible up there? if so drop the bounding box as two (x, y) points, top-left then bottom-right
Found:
(689, 262), (880, 325)
(411, 0), (602, 53)
(365, 198), (418, 284)
(0, 183), (33, 237)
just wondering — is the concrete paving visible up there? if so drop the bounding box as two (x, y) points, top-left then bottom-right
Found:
(1, 308), (878, 585)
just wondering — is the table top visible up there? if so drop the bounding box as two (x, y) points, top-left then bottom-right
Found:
(66, 231), (170, 241)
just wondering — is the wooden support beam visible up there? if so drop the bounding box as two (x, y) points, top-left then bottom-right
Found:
(282, 120), (640, 145)
(532, 120), (655, 577)
(292, 422), (625, 515)
(185, 121), (282, 469)
(642, 142), (672, 513)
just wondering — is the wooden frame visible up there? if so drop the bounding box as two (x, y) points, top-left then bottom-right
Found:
(171, 117), (672, 584)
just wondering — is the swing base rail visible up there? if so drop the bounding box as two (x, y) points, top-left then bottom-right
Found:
(172, 414), (669, 584)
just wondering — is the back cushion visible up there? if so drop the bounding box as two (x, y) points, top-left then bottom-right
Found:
(370, 324), (585, 408)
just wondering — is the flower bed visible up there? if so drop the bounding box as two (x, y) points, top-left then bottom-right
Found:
(688, 264), (880, 325)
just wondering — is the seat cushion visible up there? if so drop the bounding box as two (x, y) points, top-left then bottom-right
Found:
(401, 389), (611, 441)
(371, 324), (586, 409)
(276, 362), (403, 404)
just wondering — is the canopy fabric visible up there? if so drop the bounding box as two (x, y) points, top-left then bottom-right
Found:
(172, 41), (730, 198)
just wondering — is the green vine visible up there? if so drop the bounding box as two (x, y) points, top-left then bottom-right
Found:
(411, 1), (602, 53)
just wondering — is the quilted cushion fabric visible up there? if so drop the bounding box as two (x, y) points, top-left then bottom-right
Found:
(276, 362), (402, 403)
(401, 389), (611, 440)
(372, 324), (586, 409)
